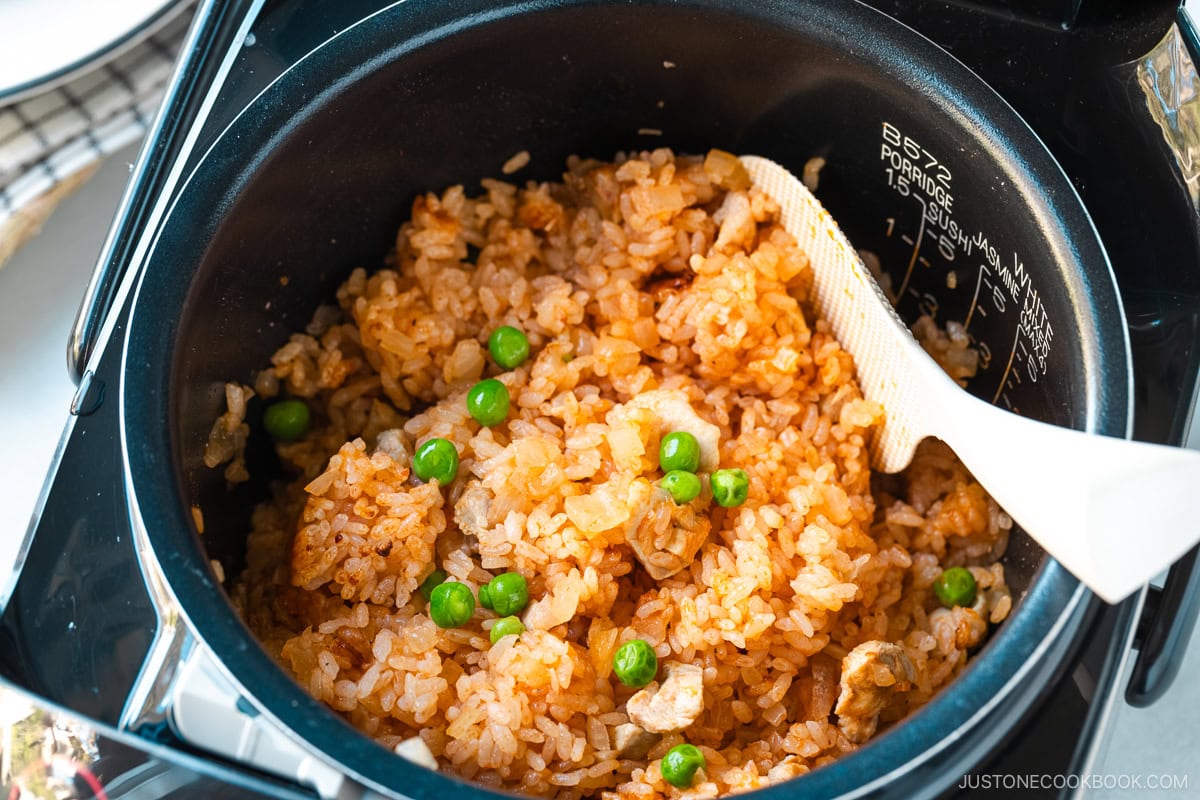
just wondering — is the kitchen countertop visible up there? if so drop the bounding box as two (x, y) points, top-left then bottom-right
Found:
(0, 147), (1196, 797)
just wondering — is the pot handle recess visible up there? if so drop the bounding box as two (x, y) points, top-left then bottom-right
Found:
(66, 0), (259, 384)
(1127, 546), (1200, 705)
(1124, 6), (1200, 709)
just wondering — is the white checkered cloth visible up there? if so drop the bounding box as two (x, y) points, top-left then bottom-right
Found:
(0, 9), (191, 232)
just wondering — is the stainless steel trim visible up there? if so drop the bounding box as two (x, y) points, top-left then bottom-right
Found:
(109, 2), (407, 795)
(50, 0), (272, 721)
(1184, 5), (1200, 454)
(67, 0), (265, 384)
(1067, 588), (1149, 799)
(109, 0), (265, 726)
(115, 570), (194, 732)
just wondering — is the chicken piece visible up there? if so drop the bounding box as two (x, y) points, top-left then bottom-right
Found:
(802, 157), (826, 193)
(766, 756), (807, 785)
(712, 190), (756, 253)
(454, 482), (493, 540)
(522, 574), (583, 631)
(620, 389), (721, 472)
(928, 603), (988, 651)
(626, 662), (705, 734)
(374, 428), (411, 464)
(394, 736), (438, 770)
(202, 382), (255, 483)
(624, 478), (711, 580)
(834, 641), (916, 744)
(612, 723), (662, 760)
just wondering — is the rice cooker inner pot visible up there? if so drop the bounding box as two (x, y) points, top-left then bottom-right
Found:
(122, 1), (1129, 798)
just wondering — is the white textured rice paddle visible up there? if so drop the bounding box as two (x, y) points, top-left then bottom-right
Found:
(743, 154), (1200, 604)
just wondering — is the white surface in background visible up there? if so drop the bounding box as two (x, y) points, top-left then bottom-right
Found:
(0, 0), (175, 98)
(0, 145), (1195, 792)
(0, 148), (135, 574)
(1186, 0), (1200, 32)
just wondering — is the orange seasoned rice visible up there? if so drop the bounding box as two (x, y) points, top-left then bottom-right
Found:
(223, 148), (1012, 799)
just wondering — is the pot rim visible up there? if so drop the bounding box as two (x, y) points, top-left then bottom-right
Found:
(121, 0), (1130, 797)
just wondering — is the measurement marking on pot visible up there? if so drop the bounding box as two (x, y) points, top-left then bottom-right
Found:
(964, 264), (986, 331)
(1019, 281), (1053, 379)
(993, 323), (1023, 404)
(880, 120), (1055, 402)
(896, 194), (926, 300)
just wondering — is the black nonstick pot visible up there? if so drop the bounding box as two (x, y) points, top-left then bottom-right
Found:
(118, 0), (1132, 798)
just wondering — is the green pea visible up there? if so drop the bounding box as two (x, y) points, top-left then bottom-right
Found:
(413, 437), (459, 485)
(661, 470), (701, 504)
(488, 326), (531, 369)
(711, 468), (749, 508)
(467, 378), (511, 427)
(661, 743), (706, 788)
(419, 569), (447, 600)
(612, 639), (658, 688)
(478, 582), (494, 610)
(489, 616), (525, 644)
(263, 399), (310, 442)
(428, 581), (475, 628)
(659, 431), (701, 473)
(485, 572), (529, 616)
(933, 566), (977, 608)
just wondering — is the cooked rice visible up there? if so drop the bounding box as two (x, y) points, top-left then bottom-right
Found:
(801, 157), (825, 193)
(203, 382), (255, 483)
(223, 148), (1012, 799)
(504, 150), (533, 175)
